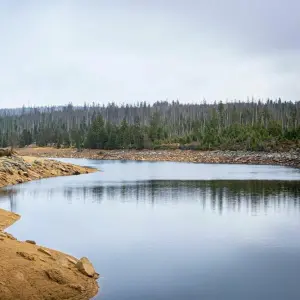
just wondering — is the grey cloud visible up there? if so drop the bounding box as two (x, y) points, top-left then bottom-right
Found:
(125, 0), (300, 52)
(0, 0), (299, 107)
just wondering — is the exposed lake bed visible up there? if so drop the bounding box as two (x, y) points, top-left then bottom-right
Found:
(1, 159), (300, 299)
(18, 147), (300, 169)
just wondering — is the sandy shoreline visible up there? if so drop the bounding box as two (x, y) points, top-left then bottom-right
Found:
(18, 147), (300, 169)
(0, 155), (99, 300)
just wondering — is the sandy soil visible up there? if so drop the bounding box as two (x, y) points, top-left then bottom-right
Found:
(18, 147), (300, 169)
(0, 155), (99, 300)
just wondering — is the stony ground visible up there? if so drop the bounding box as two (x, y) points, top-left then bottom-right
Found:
(18, 147), (300, 169)
(0, 155), (99, 300)
(0, 155), (94, 188)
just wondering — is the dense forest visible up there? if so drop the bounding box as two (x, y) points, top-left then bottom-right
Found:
(0, 100), (299, 151)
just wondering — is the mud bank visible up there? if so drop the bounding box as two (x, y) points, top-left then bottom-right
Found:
(18, 147), (300, 169)
(0, 156), (99, 300)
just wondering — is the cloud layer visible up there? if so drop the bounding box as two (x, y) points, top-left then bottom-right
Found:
(0, 0), (299, 107)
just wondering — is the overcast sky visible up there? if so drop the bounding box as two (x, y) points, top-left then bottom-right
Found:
(0, 0), (299, 108)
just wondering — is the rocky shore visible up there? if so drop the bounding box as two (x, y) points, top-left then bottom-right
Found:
(18, 147), (300, 169)
(0, 155), (99, 300)
(0, 155), (94, 188)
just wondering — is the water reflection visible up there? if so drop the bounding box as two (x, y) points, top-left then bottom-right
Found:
(2, 180), (300, 216)
(0, 189), (17, 212)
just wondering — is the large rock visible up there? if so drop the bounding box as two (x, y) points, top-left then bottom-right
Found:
(75, 257), (95, 277)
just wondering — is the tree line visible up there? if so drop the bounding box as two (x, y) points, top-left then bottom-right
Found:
(0, 99), (299, 151)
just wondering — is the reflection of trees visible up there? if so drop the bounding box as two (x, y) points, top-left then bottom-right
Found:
(57, 180), (300, 215)
(2, 180), (300, 215)
(0, 189), (17, 212)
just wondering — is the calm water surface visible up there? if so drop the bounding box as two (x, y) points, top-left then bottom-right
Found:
(1, 159), (300, 300)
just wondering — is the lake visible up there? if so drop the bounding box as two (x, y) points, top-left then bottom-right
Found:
(1, 159), (300, 300)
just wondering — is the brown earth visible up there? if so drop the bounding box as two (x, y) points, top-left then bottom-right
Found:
(0, 155), (99, 300)
(17, 147), (300, 169)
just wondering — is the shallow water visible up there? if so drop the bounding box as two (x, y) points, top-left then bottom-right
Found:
(1, 160), (300, 300)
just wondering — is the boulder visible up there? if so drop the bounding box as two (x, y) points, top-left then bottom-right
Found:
(75, 257), (96, 277)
